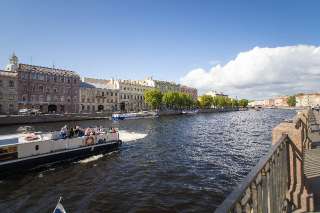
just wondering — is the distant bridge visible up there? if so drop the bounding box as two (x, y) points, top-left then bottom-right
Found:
(216, 108), (320, 212)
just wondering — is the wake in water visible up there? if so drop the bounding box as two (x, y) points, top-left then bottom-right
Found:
(118, 130), (148, 142)
(78, 131), (147, 164)
(78, 150), (120, 164)
(79, 154), (104, 164)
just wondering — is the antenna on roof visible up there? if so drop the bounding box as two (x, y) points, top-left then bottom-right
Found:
(52, 61), (55, 69)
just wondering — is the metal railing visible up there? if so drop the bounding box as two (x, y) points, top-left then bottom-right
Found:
(215, 135), (292, 213)
(215, 109), (312, 213)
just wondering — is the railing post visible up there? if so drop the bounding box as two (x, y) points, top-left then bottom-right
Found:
(251, 182), (258, 213)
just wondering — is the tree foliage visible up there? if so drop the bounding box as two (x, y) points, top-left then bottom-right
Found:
(144, 89), (163, 109)
(238, 99), (249, 107)
(198, 95), (213, 108)
(197, 95), (249, 108)
(287, 96), (296, 107)
(145, 90), (195, 110)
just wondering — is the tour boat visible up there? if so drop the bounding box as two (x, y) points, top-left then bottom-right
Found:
(181, 109), (199, 115)
(112, 111), (159, 121)
(0, 128), (122, 175)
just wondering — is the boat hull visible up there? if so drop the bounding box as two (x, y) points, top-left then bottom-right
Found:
(0, 140), (122, 176)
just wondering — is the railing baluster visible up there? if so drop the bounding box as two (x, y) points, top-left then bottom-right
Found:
(251, 183), (258, 213)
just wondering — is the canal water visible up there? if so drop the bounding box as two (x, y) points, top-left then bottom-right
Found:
(0, 109), (296, 213)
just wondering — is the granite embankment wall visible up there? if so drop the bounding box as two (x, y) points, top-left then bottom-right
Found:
(0, 108), (244, 126)
(158, 107), (242, 116)
(0, 113), (112, 126)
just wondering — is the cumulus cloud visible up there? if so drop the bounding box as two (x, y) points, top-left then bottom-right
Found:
(180, 45), (320, 99)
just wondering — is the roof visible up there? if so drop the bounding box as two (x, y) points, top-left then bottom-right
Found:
(18, 64), (79, 77)
(80, 81), (117, 90)
(0, 70), (18, 77)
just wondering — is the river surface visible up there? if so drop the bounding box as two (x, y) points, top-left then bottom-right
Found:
(0, 109), (296, 213)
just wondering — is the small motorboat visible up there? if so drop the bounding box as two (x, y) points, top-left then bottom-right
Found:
(112, 111), (159, 121)
(181, 109), (199, 115)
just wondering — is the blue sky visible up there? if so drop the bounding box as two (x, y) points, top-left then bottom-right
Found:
(0, 0), (320, 87)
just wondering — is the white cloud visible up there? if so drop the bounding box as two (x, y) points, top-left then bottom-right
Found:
(180, 45), (320, 99)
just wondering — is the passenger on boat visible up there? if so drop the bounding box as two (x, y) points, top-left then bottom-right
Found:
(85, 128), (96, 136)
(60, 125), (68, 139)
(74, 126), (84, 137)
(69, 127), (75, 138)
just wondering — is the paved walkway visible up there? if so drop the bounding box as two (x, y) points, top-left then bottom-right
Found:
(304, 110), (320, 210)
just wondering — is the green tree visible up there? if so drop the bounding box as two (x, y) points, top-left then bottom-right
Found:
(238, 99), (249, 107)
(144, 89), (163, 109)
(198, 95), (213, 108)
(287, 96), (296, 107)
(162, 92), (175, 109)
(231, 99), (239, 107)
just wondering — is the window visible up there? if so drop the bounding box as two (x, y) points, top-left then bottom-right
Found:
(54, 76), (57, 82)
(39, 95), (44, 102)
(87, 105), (90, 110)
(39, 85), (44, 92)
(31, 73), (37, 80)
(61, 77), (64, 83)
(38, 74), (45, 81)
(0, 92), (2, 100)
(67, 78), (70, 83)
(102, 92), (105, 96)
(111, 92), (113, 96)
(21, 73), (28, 80)
(0, 80), (2, 87)
(9, 80), (14, 88)
(53, 88), (58, 93)
(35, 145), (39, 151)
(74, 79), (77, 84)
(81, 105), (85, 110)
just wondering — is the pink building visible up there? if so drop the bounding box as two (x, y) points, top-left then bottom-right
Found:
(6, 54), (80, 113)
(180, 85), (198, 100)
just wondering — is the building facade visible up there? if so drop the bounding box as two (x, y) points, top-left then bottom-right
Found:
(79, 81), (119, 112)
(296, 93), (320, 107)
(205, 90), (228, 98)
(273, 96), (289, 107)
(0, 70), (18, 114)
(6, 54), (81, 113)
(142, 77), (181, 93)
(264, 99), (275, 107)
(180, 85), (198, 100)
(82, 78), (151, 112)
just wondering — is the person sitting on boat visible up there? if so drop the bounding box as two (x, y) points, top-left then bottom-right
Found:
(74, 126), (84, 137)
(69, 127), (75, 138)
(60, 125), (68, 139)
(85, 128), (93, 136)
